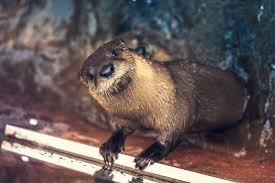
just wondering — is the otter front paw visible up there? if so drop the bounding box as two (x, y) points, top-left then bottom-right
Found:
(134, 142), (167, 170)
(99, 139), (124, 166)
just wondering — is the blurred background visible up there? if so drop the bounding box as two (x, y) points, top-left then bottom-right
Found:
(0, 0), (275, 182)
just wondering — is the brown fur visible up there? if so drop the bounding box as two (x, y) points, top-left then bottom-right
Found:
(116, 30), (195, 62)
(78, 38), (247, 168)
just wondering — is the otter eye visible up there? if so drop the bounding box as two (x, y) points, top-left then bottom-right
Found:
(111, 49), (120, 58)
(100, 63), (115, 78)
(135, 45), (146, 56)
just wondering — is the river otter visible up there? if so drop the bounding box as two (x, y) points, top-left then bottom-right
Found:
(78, 38), (247, 170)
(116, 30), (195, 62)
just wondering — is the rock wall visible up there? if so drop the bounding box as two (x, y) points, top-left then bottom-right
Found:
(0, 0), (274, 154)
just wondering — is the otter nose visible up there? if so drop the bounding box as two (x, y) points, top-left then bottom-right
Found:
(100, 63), (114, 78)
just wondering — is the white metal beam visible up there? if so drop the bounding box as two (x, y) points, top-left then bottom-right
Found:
(2, 125), (235, 183)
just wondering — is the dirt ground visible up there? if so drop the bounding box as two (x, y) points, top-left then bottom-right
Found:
(0, 92), (275, 183)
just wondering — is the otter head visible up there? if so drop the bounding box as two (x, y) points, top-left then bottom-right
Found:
(78, 39), (136, 98)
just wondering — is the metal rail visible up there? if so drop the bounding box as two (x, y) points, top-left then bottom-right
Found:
(1, 125), (235, 183)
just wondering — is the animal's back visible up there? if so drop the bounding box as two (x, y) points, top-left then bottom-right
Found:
(165, 60), (247, 132)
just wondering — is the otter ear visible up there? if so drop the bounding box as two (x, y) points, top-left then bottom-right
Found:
(114, 38), (125, 45)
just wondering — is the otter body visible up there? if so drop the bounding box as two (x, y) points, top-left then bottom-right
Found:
(78, 39), (247, 169)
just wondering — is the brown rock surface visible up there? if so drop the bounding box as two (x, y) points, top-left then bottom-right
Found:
(1, 92), (275, 183)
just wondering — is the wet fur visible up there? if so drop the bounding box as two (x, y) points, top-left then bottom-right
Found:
(79, 39), (247, 169)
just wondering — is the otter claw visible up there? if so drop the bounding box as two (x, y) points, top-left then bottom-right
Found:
(99, 143), (117, 166)
(134, 142), (167, 170)
(99, 130), (125, 166)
